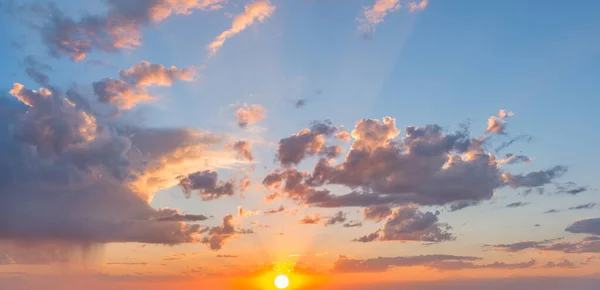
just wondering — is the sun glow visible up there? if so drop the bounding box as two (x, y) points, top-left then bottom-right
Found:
(274, 274), (290, 289)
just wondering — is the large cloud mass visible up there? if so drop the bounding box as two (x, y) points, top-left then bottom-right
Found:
(0, 82), (238, 247)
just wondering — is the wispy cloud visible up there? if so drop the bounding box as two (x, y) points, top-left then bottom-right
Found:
(207, 1), (276, 56)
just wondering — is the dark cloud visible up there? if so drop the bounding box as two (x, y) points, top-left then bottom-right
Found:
(154, 213), (209, 222)
(363, 205), (392, 222)
(343, 220), (363, 228)
(495, 134), (532, 152)
(566, 218), (600, 236)
(201, 214), (252, 251)
(28, 0), (225, 61)
(554, 182), (590, 195)
(0, 82), (239, 247)
(265, 115), (567, 209)
(429, 259), (535, 271)
(499, 153), (532, 165)
(544, 209), (560, 214)
(542, 259), (577, 269)
(355, 205), (454, 243)
(22, 56), (52, 86)
(506, 202), (529, 208)
(486, 237), (600, 253)
(178, 170), (236, 200)
(448, 200), (481, 212)
(264, 205), (285, 215)
(503, 166), (567, 188)
(324, 211), (347, 226)
(331, 254), (481, 273)
(569, 203), (596, 210)
(275, 120), (342, 166)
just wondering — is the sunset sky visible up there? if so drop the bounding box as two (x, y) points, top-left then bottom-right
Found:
(1, 0), (600, 289)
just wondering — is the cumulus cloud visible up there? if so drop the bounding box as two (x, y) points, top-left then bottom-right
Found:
(207, 1), (275, 55)
(566, 218), (600, 236)
(178, 170), (236, 200)
(0, 82), (239, 247)
(94, 61), (196, 110)
(331, 254), (481, 273)
(201, 214), (253, 251)
(299, 214), (321, 225)
(276, 120), (344, 166)
(264, 115), (571, 210)
(237, 206), (261, 217)
(234, 104), (267, 128)
(357, 0), (401, 32)
(355, 205), (454, 243)
(33, 0), (224, 61)
(486, 109), (513, 134)
(324, 211), (347, 226)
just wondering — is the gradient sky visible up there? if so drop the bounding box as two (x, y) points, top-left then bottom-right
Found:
(1, 0), (600, 289)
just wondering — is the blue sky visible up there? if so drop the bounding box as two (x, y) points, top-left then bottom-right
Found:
(1, 0), (600, 289)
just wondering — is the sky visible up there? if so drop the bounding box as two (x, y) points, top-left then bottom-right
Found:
(0, 0), (600, 289)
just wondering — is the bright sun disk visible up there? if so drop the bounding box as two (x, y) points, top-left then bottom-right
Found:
(274, 274), (289, 289)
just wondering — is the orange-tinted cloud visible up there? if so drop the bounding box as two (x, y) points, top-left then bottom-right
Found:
(409, 0), (429, 12)
(207, 1), (276, 55)
(357, 0), (401, 32)
(234, 104), (267, 128)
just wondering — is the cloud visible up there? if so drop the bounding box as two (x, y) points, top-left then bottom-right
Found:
(486, 109), (513, 134)
(34, 0), (224, 61)
(216, 254), (237, 258)
(234, 104), (267, 128)
(355, 205), (454, 243)
(264, 115), (570, 209)
(264, 205), (285, 215)
(503, 166), (567, 188)
(498, 153), (532, 165)
(299, 214), (321, 225)
(506, 202), (529, 208)
(544, 209), (560, 214)
(275, 120), (343, 166)
(201, 214), (253, 251)
(22, 56), (52, 86)
(554, 182), (590, 195)
(178, 170), (236, 200)
(228, 140), (254, 162)
(569, 203), (596, 210)
(0, 82), (239, 246)
(237, 206), (261, 217)
(566, 218), (600, 236)
(207, 1), (275, 55)
(105, 262), (148, 266)
(408, 0), (429, 12)
(94, 61), (196, 110)
(331, 254), (481, 273)
(344, 220), (363, 228)
(357, 0), (401, 32)
(324, 211), (347, 226)
(363, 205), (392, 222)
(429, 259), (536, 271)
(486, 237), (600, 253)
(542, 259), (577, 269)
(154, 213), (209, 222)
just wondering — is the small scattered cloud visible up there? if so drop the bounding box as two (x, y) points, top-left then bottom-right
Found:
(569, 203), (596, 211)
(299, 214), (321, 225)
(506, 202), (529, 208)
(324, 211), (347, 226)
(234, 104), (267, 128)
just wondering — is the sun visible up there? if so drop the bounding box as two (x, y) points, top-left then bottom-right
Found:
(274, 274), (290, 289)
